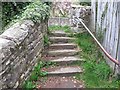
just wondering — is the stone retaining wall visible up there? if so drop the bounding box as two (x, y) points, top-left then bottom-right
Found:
(0, 20), (48, 88)
(48, 17), (71, 26)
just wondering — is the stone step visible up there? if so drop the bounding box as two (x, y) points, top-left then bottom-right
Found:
(49, 56), (84, 63)
(47, 66), (83, 75)
(40, 76), (84, 88)
(49, 43), (77, 50)
(50, 30), (70, 37)
(50, 37), (75, 43)
(47, 49), (79, 57)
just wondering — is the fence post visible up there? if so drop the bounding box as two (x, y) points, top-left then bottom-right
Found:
(117, 2), (120, 76)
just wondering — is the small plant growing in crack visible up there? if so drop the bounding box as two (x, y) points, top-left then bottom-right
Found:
(22, 81), (36, 90)
(44, 35), (50, 46)
(22, 61), (54, 89)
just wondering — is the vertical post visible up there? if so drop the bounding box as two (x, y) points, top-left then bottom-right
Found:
(91, 0), (96, 32)
(117, 24), (120, 76)
(117, 2), (120, 76)
(117, 29), (120, 76)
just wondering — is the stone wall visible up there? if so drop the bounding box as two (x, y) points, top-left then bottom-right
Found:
(48, 17), (71, 26)
(0, 19), (48, 88)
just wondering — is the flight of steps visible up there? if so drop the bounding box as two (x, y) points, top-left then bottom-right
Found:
(40, 30), (84, 88)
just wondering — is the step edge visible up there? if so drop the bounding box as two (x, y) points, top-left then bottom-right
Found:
(48, 70), (83, 75)
(50, 59), (85, 62)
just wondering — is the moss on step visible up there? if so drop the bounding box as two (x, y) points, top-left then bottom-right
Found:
(48, 25), (71, 33)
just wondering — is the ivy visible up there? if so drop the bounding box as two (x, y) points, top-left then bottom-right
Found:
(2, 2), (31, 28)
(21, 0), (50, 23)
(2, 0), (50, 30)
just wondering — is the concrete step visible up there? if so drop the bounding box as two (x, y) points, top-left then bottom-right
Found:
(50, 30), (70, 37)
(47, 49), (79, 57)
(50, 37), (75, 43)
(49, 56), (84, 63)
(49, 43), (77, 50)
(47, 66), (83, 75)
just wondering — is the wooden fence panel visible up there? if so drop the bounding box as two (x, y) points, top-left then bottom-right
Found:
(91, 0), (120, 73)
(91, 0), (96, 31)
(117, 2), (120, 64)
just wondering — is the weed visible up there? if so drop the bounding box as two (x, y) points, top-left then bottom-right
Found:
(29, 71), (38, 81)
(116, 80), (120, 88)
(22, 61), (54, 88)
(22, 81), (36, 90)
(44, 35), (50, 46)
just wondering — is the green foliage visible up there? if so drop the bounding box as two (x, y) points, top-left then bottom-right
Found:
(21, 0), (50, 23)
(117, 80), (120, 89)
(29, 61), (48, 81)
(22, 81), (36, 90)
(74, 33), (120, 88)
(0, 2), (2, 34)
(39, 71), (48, 77)
(75, 33), (94, 53)
(79, 0), (91, 6)
(2, 2), (31, 28)
(29, 72), (38, 81)
(22, 61), (54, 88)
(44, 35), (50, 46)
(48, 25), (71, 33)
(2, 0), (50, 30)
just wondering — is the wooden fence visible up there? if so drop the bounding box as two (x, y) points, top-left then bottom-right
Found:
(91, 0), (120, 74)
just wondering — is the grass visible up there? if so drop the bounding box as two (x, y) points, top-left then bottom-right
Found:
(48, 25), (120, 88)
(48, 25), (71, 33)
(74, 32), (120, 88)
(22, 61), (54, 89)
(23, 26), (120, 88)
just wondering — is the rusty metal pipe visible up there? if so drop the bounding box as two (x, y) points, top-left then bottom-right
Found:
(77, 18), (120, 66)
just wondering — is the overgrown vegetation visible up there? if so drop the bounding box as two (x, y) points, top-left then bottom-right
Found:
(22, 61), (53, 89)
(74, 33), (120, 88)
(2, 2), (31, 28)
(2, 0), (50, 31)
(48, 25), (71, 33)
(21, 1), (50, 23)
(44, 35), (50, 46)
(48, 25), (120, 88)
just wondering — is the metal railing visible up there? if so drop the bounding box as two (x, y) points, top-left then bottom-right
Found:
(76, 18), (120, 66)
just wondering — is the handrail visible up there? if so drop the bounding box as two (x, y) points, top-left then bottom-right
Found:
(77, 18), (120, 66)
